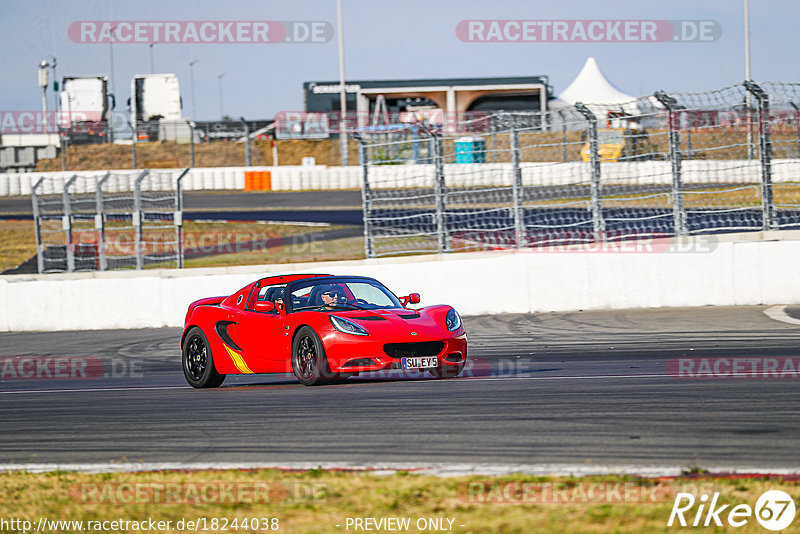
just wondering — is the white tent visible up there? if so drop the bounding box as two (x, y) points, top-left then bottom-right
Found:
(549, 57), (640, 119)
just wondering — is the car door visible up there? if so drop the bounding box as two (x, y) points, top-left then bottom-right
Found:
(228, 285), (291, 373)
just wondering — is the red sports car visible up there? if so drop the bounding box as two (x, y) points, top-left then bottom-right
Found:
(181, 274), (467, 387)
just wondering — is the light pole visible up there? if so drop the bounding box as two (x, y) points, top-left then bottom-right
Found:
(744, 0), (751, 82)
(50, 57), (58, 114)
(217, 72), (226, 120)
(337, 0), (348, 165)
(149, 43), (155, 73)
(108, 24), (117, 143)
(744, 0), (755, 159)
(189, 59), (198, 121)
(38, 60), (49, 129)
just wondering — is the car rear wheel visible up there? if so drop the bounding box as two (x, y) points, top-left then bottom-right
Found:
(182, 327), (226, 388)
(292, 326), (335, 386)
(429, 361), (465, 379)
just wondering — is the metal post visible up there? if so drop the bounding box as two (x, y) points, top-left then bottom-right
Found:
(746, 96), (756, 160)
(412, 126), (419, 163)
(490, 121), (497, 163)
(655, 91), (687, 236)
(175, 168), (189, 268)
(509, 128), (525, 249)
(131, 126), (137, 169)
(189, 121), (195, 167)
(31, 178), (45, 274)
(96, 172), (111, 270)
(356, 137), (374, 258)
(559, 110), (567, 162)
(240, 117), (251, 166)
(574, 103), (605, 239)
(432, 132), (447, 253)
(686, 128), (692, 159)
(63, 174), (78, 272)
(59, 125), (67, 171)
(744, 81), (776, 231)
(189, 60), (197, 121)
(133, 169), (150, 269)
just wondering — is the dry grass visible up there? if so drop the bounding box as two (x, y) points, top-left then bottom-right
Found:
(183, 235), (365, 268)
(0, 220), (37, 272)
(34, 130), (800, 172)
(0, 470), (797, 533)
(35, 139), (360, 172)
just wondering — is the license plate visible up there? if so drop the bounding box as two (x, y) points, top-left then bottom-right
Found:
(402, 357), (438, 370)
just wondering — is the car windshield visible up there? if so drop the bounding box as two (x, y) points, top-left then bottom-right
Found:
(288, 278), (402, 312)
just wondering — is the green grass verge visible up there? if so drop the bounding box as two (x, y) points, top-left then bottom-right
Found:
(0, 470), (797, 533)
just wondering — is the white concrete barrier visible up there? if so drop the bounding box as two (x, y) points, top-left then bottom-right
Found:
(2, 232), (800, 332)
(3, 160), (798, 196)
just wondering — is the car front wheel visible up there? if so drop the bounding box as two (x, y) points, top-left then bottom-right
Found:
(292, 326), (335, 386)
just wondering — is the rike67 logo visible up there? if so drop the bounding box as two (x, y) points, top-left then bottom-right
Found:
(668, 490), (795, 531)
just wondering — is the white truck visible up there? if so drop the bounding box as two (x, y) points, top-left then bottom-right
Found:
(130, 74), (186, 142)
(59, 76), (109, 125)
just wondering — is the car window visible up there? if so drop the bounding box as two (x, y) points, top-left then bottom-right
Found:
(289, 280), (401, 311)
(247, 284), (286, 311)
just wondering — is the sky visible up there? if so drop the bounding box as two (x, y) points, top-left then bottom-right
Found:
(0, 0), (797, 121)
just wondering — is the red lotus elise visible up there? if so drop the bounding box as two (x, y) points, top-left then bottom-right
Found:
(181, 274), (467, 387)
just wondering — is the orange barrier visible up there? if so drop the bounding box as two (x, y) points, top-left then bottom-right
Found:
(244, 170), (271, 191)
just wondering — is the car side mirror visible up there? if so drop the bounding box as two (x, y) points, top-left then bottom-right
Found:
(254, 301), (275, 313)
(400, 293), (421, 307)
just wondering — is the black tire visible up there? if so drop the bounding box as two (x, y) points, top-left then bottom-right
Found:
(292, 326), (335, 386)
(182, 327), (226, 388)
(429, 360), (465, 379)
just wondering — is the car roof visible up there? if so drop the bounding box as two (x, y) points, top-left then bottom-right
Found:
(255, 273), (333, 287)
(285, 274), (380, 286)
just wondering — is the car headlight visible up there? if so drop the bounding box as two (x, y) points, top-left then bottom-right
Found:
(330, 315), (369, 336)
(446, 308), (462, 331)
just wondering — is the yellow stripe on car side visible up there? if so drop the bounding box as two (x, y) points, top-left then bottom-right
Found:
(224, 344), (254, 374)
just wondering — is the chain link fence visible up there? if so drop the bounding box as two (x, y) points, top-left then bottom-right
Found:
(49, 118), (272, 172)
(31, 169), (187, 273)
(358, 81), (800, 258)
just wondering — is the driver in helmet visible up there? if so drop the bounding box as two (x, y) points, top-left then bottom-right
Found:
(320, 285), (346, 309)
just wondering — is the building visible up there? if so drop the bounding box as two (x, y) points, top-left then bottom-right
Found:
(303, 75), (551, 127)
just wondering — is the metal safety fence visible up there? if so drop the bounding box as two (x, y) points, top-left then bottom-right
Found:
(31, 168), (187, 273)
(358, 81), (800, 258)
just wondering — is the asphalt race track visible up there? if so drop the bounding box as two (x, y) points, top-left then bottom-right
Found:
(1, 306), (799, 471)
(0, 191), (363, 218)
